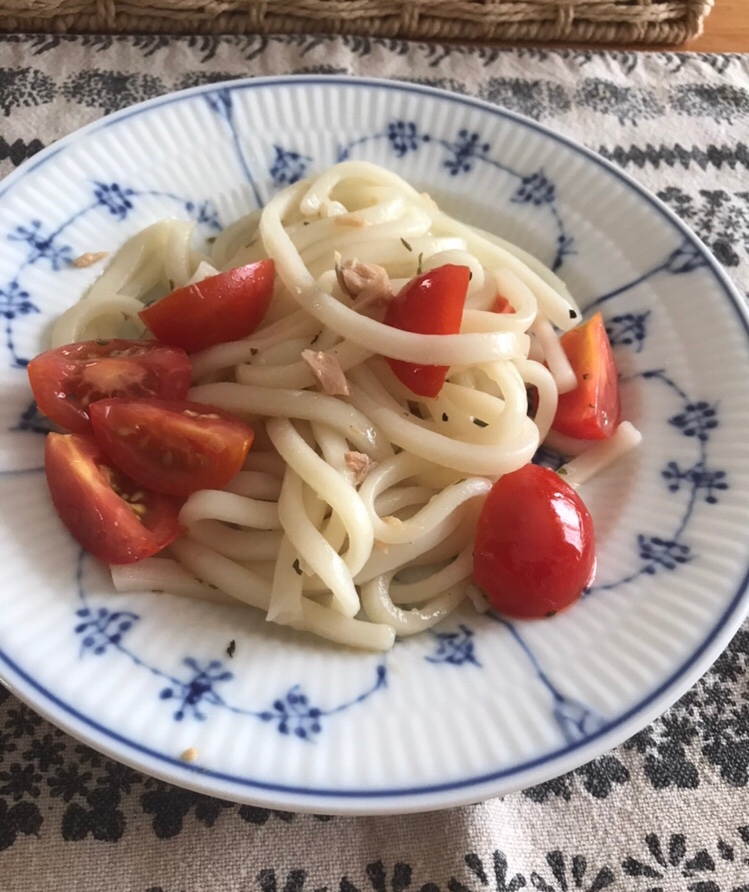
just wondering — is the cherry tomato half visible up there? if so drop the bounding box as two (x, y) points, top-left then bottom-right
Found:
(384, 264), (470, 398)
(45, 432), (182, 564)
(27, 339), (191, 434)
(552, 312), (621, 441)
(89, 398), (255, 497)
(139, 261), (275, 353)
(473, 464), (596, 618)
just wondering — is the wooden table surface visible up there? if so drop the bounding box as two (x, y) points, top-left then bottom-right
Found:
(528, 1), (747, 54)
(682, 0), (749, 52)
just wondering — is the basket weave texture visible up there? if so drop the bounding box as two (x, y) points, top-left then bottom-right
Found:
(0, 0), (713, 45)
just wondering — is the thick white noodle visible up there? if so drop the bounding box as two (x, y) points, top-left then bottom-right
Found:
(190, 311), (318, 380)
(235, 340), (371, 390)
(111, 559), (237, 604)
(532, 316), (577, 394)
(558, 421), (643, 487)
(51, 295), (148, 346)
(358, 452), (491, 545)
(179, 490), (281, 531)
(514, 359), (559, 442)
(187, 523), (283, 562)
(188, 381), (393, 461)
(224, 471), (282, 501)
(267, 534), (305, 625)
(267, 413), (375, 599)
(390, 545), (474, 605)
(170, 537), (393, 650)
(211, 210), (261, 269)
(348, 365), (539, 476)
(355, 509), (471, 584)
(169, 536), (271, 611)
(165, 221), (197, 288)
(51, 221), (175, 346)
(361, 573), (467, 636)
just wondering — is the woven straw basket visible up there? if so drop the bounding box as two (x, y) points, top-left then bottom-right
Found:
(0, 0), (713, 44)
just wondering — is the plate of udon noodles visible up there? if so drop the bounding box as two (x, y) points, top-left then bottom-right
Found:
(1, 77), (748, 815)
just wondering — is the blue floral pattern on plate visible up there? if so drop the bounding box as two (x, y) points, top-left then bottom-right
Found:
(72, 553), (386, 739)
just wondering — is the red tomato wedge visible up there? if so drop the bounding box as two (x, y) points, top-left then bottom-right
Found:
(139, 261), (275, 353)
(473, 464), (596, 618)
(45, 432), (182, 564)
(384, 264), (471, 398)
(551, 312), (621, 440)
(27, 339), (191, 434)
(89, 398), (255, 497)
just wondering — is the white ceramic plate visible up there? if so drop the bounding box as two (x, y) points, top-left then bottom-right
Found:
(1, 77), (748, 815)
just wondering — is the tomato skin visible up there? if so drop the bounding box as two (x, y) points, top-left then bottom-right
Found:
(552, 312), (621, 441)
(384, 264), (471, 398)
(473, 464), (595, 618)
(139, 261), (275, 353)
(44, 432), (182, 564)
(89, 398), (255, 497)
(491, 295), (514, 314)
(27, 339), (191, 434)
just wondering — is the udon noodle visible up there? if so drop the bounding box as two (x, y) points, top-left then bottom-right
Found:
(51, 161), (636, 651)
